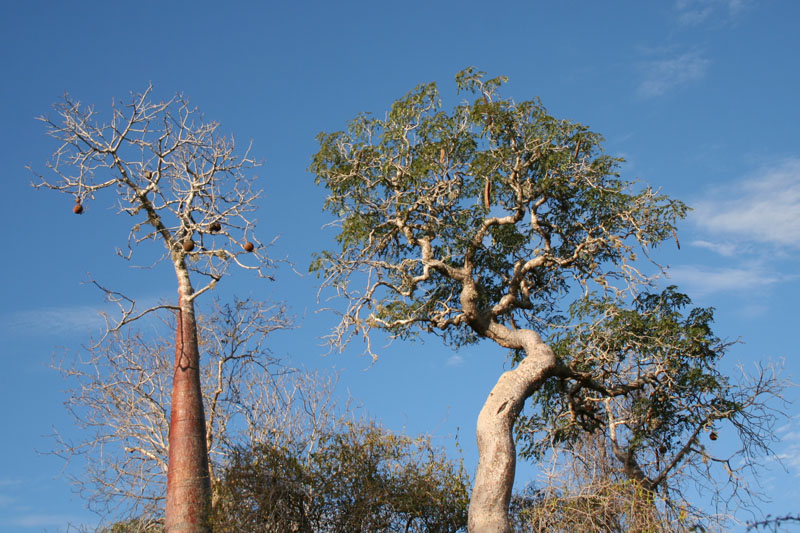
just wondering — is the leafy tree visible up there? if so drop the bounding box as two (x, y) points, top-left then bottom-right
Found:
(310, 68), (687, 530)
(514, 288), (785, 531)
(34, 87), (273, 531)
(212, 421), (470, 532)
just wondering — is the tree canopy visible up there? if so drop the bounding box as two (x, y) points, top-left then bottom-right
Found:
(516, 287), (785, 530)
(311, 67), (686, 356)
(214, 421), (470, 532)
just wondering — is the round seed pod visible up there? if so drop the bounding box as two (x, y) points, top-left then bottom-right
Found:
(183, 238), (195, 252)
(73, 203), (84, 214)
(709, 431), (718, 441)
(243, 241), (254, 252)
(209, 221), (222, 233)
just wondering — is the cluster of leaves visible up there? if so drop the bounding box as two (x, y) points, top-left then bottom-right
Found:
(520, 287), (731, 454)
(212, 421), (470, 532)
(310, 68), (686, 355)
(517, 287), (785, 525)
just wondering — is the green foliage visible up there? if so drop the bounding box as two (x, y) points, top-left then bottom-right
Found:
(515, 287), (785, 528)
(310, 68), (687, 351)
(212, 421), (470, 532)
(517, 287), (735, 460)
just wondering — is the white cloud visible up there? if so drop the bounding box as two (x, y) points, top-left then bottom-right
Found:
(666, 264), (785, 296)
(675, 0), (750, 25)
(690, 239), (738, 257)
(2, 295), (168, 339)
(12, 513), (90, 528)
(692, 159), (800, 249)
(670, 160), (800, 300)
(446, 354), (465, 367)
(775, 417), (800, 478)
(637, 50), (710, 98)
(676, 0), (715, 24)
(3, 305), (108, 337)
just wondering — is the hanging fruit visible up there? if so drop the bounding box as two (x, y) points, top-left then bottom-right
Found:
(709, 431), (718, 441)
(73, 200), (83, 214)
(243, 241), (254, 252)
(183, 238), (195, 252)
(208, 221), (222, 233)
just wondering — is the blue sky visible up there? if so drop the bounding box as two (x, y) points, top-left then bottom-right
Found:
(1, 0), (799, 530)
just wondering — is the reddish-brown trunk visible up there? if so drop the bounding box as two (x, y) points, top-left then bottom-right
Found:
(165, 293), (212, 532)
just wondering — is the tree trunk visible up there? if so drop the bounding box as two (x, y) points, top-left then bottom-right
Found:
(165, 287), (212, 532)
(468, 336), (556, 532)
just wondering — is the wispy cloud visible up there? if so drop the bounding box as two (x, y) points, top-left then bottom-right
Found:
(446, 354), (465, 367)
(11, 512), (92, 528)
(2, 295), (168, 339)
(774, 416), (800, 478)
(667, 264), (786, 296)
(675, 0), (750, 26)
(0, 493), (14, 508)
(3, 305), (108, 338)
(690, 239), (738, 257)
(672, 159), (800, 300)
(637, 50), (710, 98)
(692, 159), (800, 250)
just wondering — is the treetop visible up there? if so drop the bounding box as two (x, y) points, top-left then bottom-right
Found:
(311, 68), (687, 354)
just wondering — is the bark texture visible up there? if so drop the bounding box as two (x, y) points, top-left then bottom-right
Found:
(165, 289), (212, 532)
(468, 329), (556, 533)
(35, 88), (271, 531)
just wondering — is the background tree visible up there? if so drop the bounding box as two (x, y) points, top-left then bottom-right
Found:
(35, 87), (273, 531)
(509, 432), (670, 532)
(310, 68), (686, 530)
(51, 298), (340, 527)
(213, 421), (470, 532)
(514, 288), (786, 531)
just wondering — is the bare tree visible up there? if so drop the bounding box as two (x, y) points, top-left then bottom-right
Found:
(309, 68), (688, 530)
(51, 297), (342, 529)
(34, 87), (273, 531)
(510, 432), (672, 532)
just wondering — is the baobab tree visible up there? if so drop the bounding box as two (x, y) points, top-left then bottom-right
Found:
(34, 87), (272, 532)
(50, 298), (321, 522)
(310, 68), (692, 531)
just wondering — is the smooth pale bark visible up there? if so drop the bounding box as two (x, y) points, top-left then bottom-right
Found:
(468, 327), (557, 533)
(165, 277), (212, 532)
